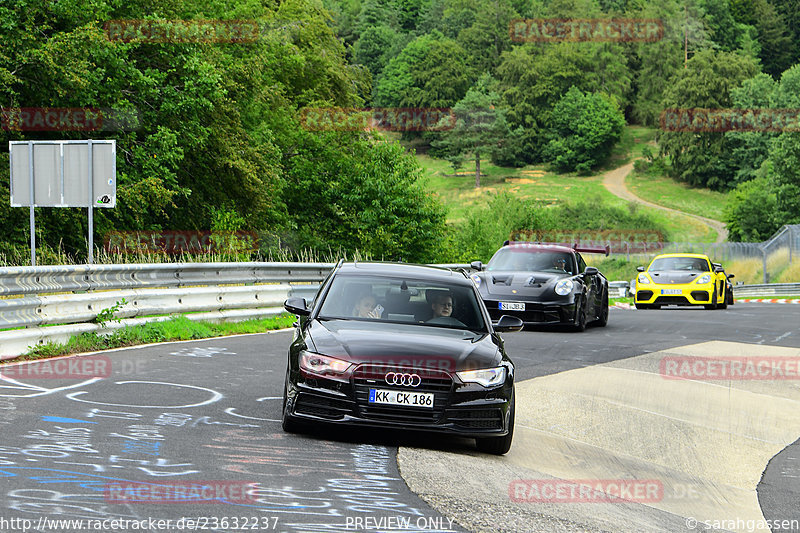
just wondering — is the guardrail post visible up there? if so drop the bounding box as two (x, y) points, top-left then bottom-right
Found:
(762, 248), (768, 284)
(28, 141), (36, 267)
(88, 139), (94, 265)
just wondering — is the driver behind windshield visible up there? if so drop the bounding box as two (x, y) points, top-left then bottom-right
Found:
(552, 256), (568, 272)
(430, 292), (454, 319)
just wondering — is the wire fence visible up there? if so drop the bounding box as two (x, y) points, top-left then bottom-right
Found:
(580, 225), (800, 284)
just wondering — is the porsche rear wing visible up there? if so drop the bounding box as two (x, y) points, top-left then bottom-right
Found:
(502, 241), (610, 256)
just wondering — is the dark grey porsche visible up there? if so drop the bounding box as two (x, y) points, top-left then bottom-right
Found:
(281, 261), (523, 455)
(471, 242), (610, 331)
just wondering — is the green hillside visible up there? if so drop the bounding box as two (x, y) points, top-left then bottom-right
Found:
(411, 127), (723, 243)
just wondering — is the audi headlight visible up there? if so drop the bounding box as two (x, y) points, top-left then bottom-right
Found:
(457, 367), (506, 387)
(637, 273), (650, 284)
(471, 274), (482, 287)
(696, 274), (711, 284)
(299, 351), (352, 376)
(554, 279), (574, 295)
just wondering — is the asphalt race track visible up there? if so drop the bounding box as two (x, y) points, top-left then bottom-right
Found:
(0, 303), (798, 533)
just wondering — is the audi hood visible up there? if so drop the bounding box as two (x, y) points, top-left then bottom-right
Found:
(305, 319), (501, 372)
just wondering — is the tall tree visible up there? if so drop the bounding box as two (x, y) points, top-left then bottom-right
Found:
(496, 41), (630, 162)
(373, 31), (476, 107)
(543, 86), (626, 174)
(455, 0), (518, 75)
(658, 49), (759, 190)
(431, 75), (513, 187)
(730, 0), (792, 77)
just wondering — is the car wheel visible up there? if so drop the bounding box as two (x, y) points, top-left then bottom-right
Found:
(727, 289), (734, 306)
(476, 392), (514, 455)
(590, 290), (609, 327)
(572, 297), (587, 332)
(704, 291), (718, 310)
(281, 379), (301, 434)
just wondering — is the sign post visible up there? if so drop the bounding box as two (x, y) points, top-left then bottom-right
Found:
(9, 140), (116, 266)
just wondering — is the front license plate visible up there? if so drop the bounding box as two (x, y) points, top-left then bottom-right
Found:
(499, 302), (525, 311)
(369, 389), (434, 409)
(661, 289), (682, 295)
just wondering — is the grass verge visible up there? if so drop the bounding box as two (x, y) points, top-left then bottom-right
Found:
(2, 314), (296, 363)
(625, 168), (728, 222)
(415, 128), (718, 242)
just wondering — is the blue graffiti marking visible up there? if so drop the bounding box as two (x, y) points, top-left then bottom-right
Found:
(41, 416), (97, 424)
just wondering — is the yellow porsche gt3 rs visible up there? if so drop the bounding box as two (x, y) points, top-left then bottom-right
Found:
(634, 253), (734, 310)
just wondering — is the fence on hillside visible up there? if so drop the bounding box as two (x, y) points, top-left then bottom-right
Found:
(575, 225), (800, 284)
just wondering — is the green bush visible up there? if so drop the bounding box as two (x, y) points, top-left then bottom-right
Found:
(543, 87), (626, 174)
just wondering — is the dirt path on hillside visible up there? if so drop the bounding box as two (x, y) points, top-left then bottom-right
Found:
(602, 162), (728, 243)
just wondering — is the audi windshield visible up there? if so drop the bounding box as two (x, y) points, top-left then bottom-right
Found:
(317, 275), (489, 332)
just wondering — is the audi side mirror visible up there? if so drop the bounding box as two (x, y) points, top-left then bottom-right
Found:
(583, 266), (599, 276)
(284, 297), (310, 316)
(470, 260), (483, 271)
(495, 315), (524, 332)
(727, 273), (735, 280)
(636, 266), (645, 272)
(714, 265), (724, 273)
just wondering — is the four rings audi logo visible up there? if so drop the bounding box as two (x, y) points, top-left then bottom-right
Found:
(385, 372), (421, 387)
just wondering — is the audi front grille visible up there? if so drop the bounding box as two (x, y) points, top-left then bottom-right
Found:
(351, 365), (453, 424)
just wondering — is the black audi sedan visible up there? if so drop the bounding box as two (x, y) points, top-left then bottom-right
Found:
(281, 261), (523, 455)
(471, 242), (610, 331)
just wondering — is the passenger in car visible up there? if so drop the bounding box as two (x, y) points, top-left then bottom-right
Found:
(353, 294), (382, 318)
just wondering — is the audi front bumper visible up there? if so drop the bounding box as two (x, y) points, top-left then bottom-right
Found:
(284, 367), (514, 438)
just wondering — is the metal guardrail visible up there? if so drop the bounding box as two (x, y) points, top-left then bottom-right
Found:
(732, 283), (800, 297)
(0, 262), (336, 297)
(0, 262), (471, 359)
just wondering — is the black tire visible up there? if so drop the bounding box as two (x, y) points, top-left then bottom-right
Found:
(281, 379), (301, 433)
(715, 283), (727, 309)
(704, 291), (718, 310)
(572, 297), (587, 332)
(727, 289), (734, 306)
(590, 290), (609, 327)
(476, 392), (515, 455)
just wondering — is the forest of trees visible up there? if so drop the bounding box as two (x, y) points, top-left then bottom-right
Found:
(1, 0), (799, 264)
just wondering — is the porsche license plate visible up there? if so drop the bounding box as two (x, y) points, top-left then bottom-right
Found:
(661, 289), (682, 295)
(369, 389), (434, 408)
(499, 302), (525, 311)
